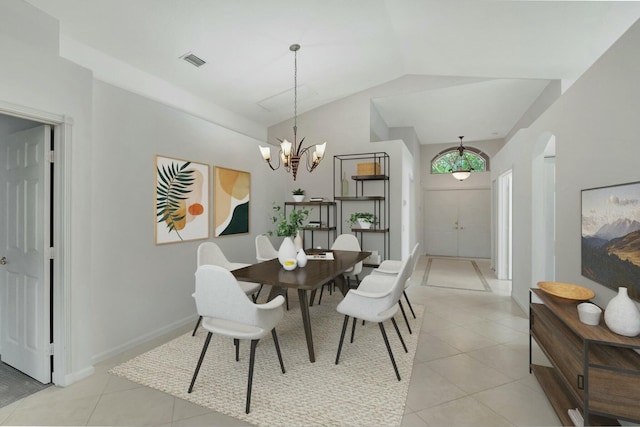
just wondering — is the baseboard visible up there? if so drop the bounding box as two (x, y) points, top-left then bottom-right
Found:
(90, 314), (198, 365)
(54, 365), (95, 387)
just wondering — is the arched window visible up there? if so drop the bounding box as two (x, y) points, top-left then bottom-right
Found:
(431, 146), (489, 174)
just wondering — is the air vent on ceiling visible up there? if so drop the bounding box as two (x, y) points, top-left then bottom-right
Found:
(180, 52), (206, 68)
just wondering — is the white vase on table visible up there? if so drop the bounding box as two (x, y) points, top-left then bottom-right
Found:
(296, 248), (308, 268)
(278, 237), (297, 269)
(604, 287), (640, 337)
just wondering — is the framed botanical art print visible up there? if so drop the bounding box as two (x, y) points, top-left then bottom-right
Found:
(155, 155), (210, 244)
(214, 166), (250, 236)
(582, 181), (640, 302)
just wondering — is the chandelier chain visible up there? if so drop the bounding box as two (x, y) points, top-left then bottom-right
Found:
(293, 45), (298, 140)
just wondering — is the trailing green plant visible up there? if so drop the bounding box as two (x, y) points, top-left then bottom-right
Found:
(346, 212), (378, 225)
(156, 161), (196, 240)
(292, 188), (305, 195)
(268, 203), (310, 238)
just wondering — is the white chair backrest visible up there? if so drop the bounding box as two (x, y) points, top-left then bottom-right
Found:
(255, 235), (279, 262)
(194, 265), (283, 327)
(331, 234), (362, 275)
(390, 255), (413, 304)
(197, 242), (232, 269)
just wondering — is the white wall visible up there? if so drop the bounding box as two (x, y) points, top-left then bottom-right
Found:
(492, 19), (640, 312)
(90, 82), (280, 361)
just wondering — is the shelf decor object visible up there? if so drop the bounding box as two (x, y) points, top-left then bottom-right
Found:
(258, 44), (326, 181)
(604, 287), (640, 337)
(538, 281), (595, 301)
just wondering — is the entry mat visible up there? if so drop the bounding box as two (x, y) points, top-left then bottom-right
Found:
(0, 361), (50, 409)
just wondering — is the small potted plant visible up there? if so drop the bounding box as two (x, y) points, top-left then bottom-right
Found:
(292, 188), (305, 202)
(346, 212), (378, 230)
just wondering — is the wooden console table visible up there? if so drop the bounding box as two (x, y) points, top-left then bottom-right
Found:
(529, 288), (640, 426)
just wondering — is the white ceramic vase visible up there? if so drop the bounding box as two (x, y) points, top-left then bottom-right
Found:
(278, 237), (297, 269)
(296, 248), (308, 268)
(292, 195), (304, 202)
(294, 231), (303, 252)
(604, 287), (640, 337)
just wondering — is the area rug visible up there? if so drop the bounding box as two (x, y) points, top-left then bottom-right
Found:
(110, 294), (423, 427)
(422, 257), (490, 291)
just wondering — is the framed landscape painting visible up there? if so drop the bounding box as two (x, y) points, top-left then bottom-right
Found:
(581, 181), (640, 302)
(214, 166), (250, 236)
(155, 155), (209, 244)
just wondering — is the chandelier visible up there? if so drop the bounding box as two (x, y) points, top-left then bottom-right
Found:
(259, 44), (327, 181)
(451, 136), (471, 181)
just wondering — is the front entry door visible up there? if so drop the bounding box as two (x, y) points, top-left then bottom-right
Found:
(424, 189), (491, 258)
(0, 125), (51, 383)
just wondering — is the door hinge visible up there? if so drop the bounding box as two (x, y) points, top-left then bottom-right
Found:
(49, 342), (55, 356)
(49, 247), (55, 260)
(48, 150), (55, 163)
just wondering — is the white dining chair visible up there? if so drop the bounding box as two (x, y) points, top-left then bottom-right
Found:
(192, 242), (262, 336)
(316, 233), (363, 304)
(188, 265), (286, 414)
(334, 255), (411, 381)
(372, 242), (420, 321)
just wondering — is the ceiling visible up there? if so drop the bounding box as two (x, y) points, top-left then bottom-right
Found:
(22, 0), (640, 145)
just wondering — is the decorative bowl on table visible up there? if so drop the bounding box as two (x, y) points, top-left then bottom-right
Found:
(538, 281), (595, 301)
(577, 302), (602, 325)
(282, 259), (297, 271)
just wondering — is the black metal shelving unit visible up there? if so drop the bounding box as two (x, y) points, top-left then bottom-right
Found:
(333, 152), (390, 267)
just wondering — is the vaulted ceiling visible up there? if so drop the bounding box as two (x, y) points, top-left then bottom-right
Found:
(23, 0), (640, 144)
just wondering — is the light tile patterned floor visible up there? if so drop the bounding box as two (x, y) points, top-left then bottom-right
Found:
(0, 256), (559, 427)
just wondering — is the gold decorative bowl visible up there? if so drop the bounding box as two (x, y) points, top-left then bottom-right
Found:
(538, 281), (595, 301)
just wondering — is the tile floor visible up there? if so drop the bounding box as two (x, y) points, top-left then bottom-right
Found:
(0, 256), (559, 426)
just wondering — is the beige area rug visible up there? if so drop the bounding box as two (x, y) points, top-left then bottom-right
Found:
(422, 257), (491, 291)
(110, 294), (423, 427)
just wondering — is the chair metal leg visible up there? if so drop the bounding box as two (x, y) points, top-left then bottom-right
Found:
(404, 290), (416, 319)
(252, 284), (264, 303)
(188, 331), (212, 393)
(398, 300), (412, 335)
(335, 315), (350, 365)
(234, 338), (240, 361)
(191, 316), (202, 336)
(379, 323), (401, 381)
(271, 329), (286, 374)
(246, 339), (259, 414)
(350, 316), (357, 343)
(318, 285), (325, 305)
(391, 317), (408, 353)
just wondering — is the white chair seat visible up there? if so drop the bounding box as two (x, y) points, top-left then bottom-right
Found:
(372, 259), (402, 275)
(202, 317), (267, 340)
(239, 281), (261, 295)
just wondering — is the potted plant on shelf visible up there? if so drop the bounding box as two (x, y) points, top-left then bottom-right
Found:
(346, 212), (378, 230)
(292, 188), (305, 202)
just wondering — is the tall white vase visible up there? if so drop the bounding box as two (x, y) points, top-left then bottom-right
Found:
(604, 287), (640, 337)
(278, 237), (297, 268)
(294, 231), (303, 252)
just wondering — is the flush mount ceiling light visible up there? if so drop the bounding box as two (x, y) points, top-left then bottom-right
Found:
(259, 44), (326, 181)
(451, 136), (472, 181)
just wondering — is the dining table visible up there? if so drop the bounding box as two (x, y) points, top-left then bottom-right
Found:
(231, 249), (371, 363)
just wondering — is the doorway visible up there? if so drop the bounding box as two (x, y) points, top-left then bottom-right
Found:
(423, 189), (491, 258)
(0, 116), (53, 385)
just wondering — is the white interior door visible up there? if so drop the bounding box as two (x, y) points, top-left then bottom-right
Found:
(0, 125), (51, 383)
(424, 189), (491, 258)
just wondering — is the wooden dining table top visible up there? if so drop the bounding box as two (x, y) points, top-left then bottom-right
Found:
(232, 249), (371, 292)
